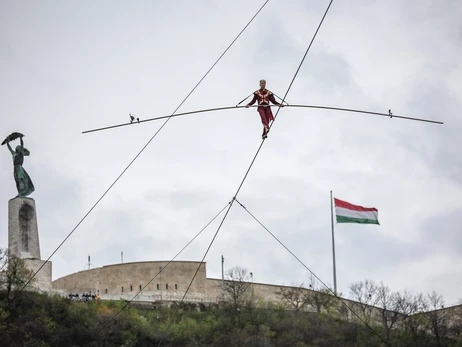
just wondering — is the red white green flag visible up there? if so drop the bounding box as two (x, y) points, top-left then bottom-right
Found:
(334, 198), (379, 225)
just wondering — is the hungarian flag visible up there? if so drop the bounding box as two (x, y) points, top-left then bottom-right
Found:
(334, 198), (379, 225)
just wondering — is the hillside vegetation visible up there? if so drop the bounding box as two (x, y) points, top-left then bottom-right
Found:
(1, 290), (461, 347)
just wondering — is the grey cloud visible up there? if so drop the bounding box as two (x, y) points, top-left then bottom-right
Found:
(400, 80), (462, 184)
(338, 226), (433, 273)
(1, 0), (461, 306)
(305, 49), (354, 90)
(420, 208), (462, 255)
(254, 15), (300, 63)
(144, 188), (223, 210)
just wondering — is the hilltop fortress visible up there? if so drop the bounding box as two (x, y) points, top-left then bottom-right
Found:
(5, 194), (462, 337)
(52, 260), (307, 305)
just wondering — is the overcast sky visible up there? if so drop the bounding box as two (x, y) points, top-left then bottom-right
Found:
(1, 0), (461, 306)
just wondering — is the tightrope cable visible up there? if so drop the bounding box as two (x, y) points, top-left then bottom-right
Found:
(236, 0), (335, 198)
(157, 1), (335, 344)
(82, 104), (442, 134)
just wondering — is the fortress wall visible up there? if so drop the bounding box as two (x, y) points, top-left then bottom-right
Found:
(52, 261), (208, 297)
(205, 278), (391, 325)
(52, 262), (462, 331)
(206, 278), (295, 304)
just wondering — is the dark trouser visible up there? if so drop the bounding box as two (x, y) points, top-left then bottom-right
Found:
(257, 106), (274, 134)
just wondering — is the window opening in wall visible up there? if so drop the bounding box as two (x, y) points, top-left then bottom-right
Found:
(139, 284), (142, 291)
(175, 284), (178, 290)
(157, 284), (159, 290)
(121, 286), (124, 292)
(19, 204), (33, 253)
(166, 283), (168, 290)
(105, 289), (107, 294)
(130, 285), (133, 291)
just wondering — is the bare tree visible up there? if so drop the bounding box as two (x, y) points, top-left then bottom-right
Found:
(425, 291), (448, 346)
(0, 248), (7, 268)
(304, 276), (336, 314)
(448, 304), (462, 340)
(0, 248), (8, 288)
(349, 279), (379, 324)
(224, 266), (251, 308)
(276, 283), (308, 312)
(375, 282), (402, 341)
(395, 291), (430, 347)
(0, 253), (36, 299)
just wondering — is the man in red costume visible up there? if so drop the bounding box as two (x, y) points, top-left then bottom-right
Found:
(246, 79), (284, 139)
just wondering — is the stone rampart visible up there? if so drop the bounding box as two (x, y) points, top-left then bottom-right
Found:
(52, 260), (462, 331)
(52, 261), (208, 299)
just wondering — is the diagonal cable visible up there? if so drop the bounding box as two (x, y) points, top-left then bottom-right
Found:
(234, 198), (390, 347)
(157, 1), (335, 344)
(269, 0), (334, 124)
(156, 198), (236, 346)
(0, 0), (270, 317)
(93, 201), (231, 338)
(235, 0), (334, 198)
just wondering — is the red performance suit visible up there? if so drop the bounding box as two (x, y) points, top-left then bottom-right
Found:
(247, 89), (281, 133)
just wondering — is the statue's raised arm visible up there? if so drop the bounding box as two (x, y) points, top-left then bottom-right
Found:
(2, 132), (35, 197)
(6, 140), (14, 155)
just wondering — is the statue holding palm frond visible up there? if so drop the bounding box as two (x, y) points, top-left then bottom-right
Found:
(2, 132), (35, 197)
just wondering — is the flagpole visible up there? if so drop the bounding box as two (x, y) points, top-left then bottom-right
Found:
(330, 190), (337, 295)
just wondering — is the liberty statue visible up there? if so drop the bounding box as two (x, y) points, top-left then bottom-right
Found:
(2, 132), (35, 197)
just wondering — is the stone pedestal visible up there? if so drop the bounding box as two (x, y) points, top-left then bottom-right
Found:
(24, 259), (52, 292)
(8, 197), (52, 292)
(8, 197), (41, 259)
